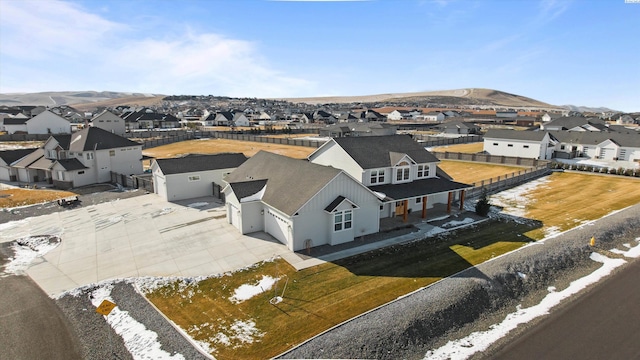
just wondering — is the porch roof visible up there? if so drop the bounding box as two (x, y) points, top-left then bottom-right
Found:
(369, 177), (471, 202)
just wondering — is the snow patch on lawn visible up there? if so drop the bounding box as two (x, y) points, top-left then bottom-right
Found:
(442, 217), (475, 228)
(489, 177), (551, 218)
(229, 276), (278, 303)
(423, 247), (635, 360)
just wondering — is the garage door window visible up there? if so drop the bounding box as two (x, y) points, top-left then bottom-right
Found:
(334, 209), (352, 232)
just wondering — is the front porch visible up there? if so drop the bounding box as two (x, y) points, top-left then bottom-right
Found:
(379, 202), (467, 232)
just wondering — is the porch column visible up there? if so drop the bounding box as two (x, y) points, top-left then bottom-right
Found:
(421, 196), (427, 218)
(447, 192), (453, 213)
(403, 199), (409, 222)
(459, 190), (465, 210)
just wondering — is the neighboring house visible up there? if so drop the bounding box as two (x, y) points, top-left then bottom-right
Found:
(232, 113), (250, 127)
(215, 112), (234, 126)
(308, 135), (471, 220)
(540, 117), (604, 131)
(541, 112), (563, 122)
(313, 110), (337, 124)
(424, 111), (445, 122)
(337, 113), (359, 123)
(11, 127), (143, 188)
(483, 130), (556, 160)
(90, 110), (126, 135)
(202, 113), (217, 126)
(2, 118), (28, 134)
(0, 148), (37, 181)
(616, 114), (635, 125)
(152, 153), (248, 201)
(318, 123), (397, 137)
(550, 131), (640, 162)
(496, 111), (518, 118)
(438, 121), (481, 135)
(387, 110), (412, 121)
(24, 110), (71, 134)
(136, 113), (180, 129)
(224, 151), (382, 251)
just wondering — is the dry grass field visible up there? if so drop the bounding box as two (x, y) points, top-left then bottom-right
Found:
(438, 160), (526, 184)
(142, 138), (317, 159)
(0, 188), (77, 208)
(431, 142), (484, 154)
(512, 172), (640, 240)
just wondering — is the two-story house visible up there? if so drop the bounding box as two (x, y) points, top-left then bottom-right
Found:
(10, 127), (144, 188)
(308, 135), (472, 221)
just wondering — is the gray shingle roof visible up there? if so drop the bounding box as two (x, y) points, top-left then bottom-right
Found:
(331, 135), (440, 169)
(155, 153), (248, 175)
(229, 179), (267, 200)
(484, 129), (550, 141)
(55, 158), (88, 171)
(549, 131), (640, 147)
(0, 149), (38, 165)
(369, 177), (471, 201)
(67, 127), (140, 152)
(226, 151), (342, 216)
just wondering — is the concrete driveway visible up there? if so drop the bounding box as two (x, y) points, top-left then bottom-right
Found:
(1, 194), (296, 296)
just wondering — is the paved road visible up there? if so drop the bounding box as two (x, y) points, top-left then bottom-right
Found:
(488, 259), (640, 360)
(0, 275), (83, 360)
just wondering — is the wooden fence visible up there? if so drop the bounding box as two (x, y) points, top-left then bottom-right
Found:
(110, 172), (154, 192)
(413, 135), (483, 147)
(137, 130), (326, 149)
(465, 165), (551, 198)
(432, 151), (550, 168)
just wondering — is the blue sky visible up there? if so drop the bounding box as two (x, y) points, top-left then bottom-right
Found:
(0, 0), (638, 111)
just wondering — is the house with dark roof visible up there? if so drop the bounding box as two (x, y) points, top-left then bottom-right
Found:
(151, 153), (248, 201)
(437, 121), (481, 135)
(223, 151), (381, 251)
(2, 110), (71, 135)
(540, 117), (604, 131)
(318, 122), (397, 138)
(483, 129), (557, 160)
(89, 110), (126, 136)
(9, 127), (143, 188)
(0, 148), (39, 181)
(549, 131), (640, 162)
(308, 135), (471, 221)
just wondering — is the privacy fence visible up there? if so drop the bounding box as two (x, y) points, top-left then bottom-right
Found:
(413, 134), (483, 147)
(134, 130), (325, 149)
(432, 151), (550, 168)
(464, 165), (552, 198)
(110, 172), (154, 193)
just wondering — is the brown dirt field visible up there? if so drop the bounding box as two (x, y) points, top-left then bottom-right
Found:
(438, 160), (526, 184)
(431, 142), (484, 154)
(0, 188), (77, 208)
(142, 139), (317, 159)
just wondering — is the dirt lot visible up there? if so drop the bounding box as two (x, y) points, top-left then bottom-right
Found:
(431, 142), (484, 154)
(142, 138), (317, 159)
(0, 187), (77, 208)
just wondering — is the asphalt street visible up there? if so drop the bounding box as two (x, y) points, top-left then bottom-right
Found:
(488, 258), (640, 360)
(0, 274), (83, 360)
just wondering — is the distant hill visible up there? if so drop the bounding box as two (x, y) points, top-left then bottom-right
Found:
(0, 91), (165, 109)
(277, 88), (561, 109)
(0, 89), (621, 113)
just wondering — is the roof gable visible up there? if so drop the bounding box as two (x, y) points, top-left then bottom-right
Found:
(67, 127), (140, 152)
(226, 151), (342, 216)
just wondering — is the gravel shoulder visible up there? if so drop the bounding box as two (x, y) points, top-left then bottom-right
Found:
(279, 204), (640, 360)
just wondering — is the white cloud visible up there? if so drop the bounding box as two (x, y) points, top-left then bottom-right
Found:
(0, 0), (314, 97)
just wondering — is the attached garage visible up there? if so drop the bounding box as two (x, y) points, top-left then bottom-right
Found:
(265, 209), (290, 246)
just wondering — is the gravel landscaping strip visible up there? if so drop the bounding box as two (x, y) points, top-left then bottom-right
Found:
(279, 204), (640, 360)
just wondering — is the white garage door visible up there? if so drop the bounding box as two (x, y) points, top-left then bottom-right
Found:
(599, 148), (615, 160)
(265, 209), (289, 246)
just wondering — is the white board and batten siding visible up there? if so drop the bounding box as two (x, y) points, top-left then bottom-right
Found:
(291, 172), (380, 251)
(308, 141), (364, 181)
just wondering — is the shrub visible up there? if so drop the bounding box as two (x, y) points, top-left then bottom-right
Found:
(475, 190), (492, 217)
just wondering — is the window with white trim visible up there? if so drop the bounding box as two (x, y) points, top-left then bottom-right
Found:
(395, 161), (411, 182)
(370, 169), (385, 184)
(416, 164), (429, 178)
(86, 152), (94, 160)
(334, 209), (352, 232)
(188, 175), (201, 182)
